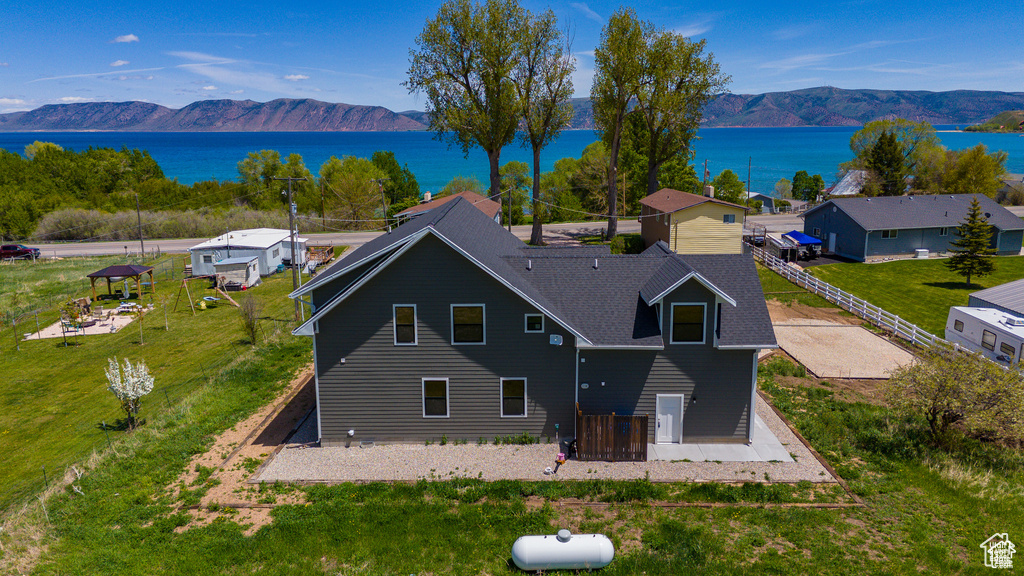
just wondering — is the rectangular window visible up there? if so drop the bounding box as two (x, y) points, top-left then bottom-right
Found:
(881, 230), (898, 239)
(953, 319), (964, 332)
(393, 305), (417, 345)
(422, 378), (449, 418)
(500, 378), (527, 417)
(451, 304), (485, 344)
(670, 303), (705, 344)
(939, 227), (949, 236)
(723, 214), (736, 224)
(982, 330), (996, 351)
(202, 255), (213, 264)
(999, 342), (1015, 358)
(524, 314), (544, 333)
(272, 248), (280, 257)
(812, 227), (821, 237)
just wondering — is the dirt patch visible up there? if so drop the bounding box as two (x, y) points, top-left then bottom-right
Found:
(170, 365), (316, 535)
(767, 300), (860, 325)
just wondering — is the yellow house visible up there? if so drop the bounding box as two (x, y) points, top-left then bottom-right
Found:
(640, 188), (748, 254)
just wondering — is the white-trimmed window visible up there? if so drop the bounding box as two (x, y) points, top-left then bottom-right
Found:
(670, 303), (706, 344)
(525, 314), (544, 333)
(939, 227), (949, 237)
(451, 304), (485, 344)
(422, 378), (449, 418)
(953, 319), (964, 332)
(881, 230), (898, 239)
(500, 378), (527, 417)
(393, 304), (417, 345)
(982, 330), (996, 351)
(812, 227), (821, 237)
(202, 255), (213, 264)
(723, 214), (736, 224)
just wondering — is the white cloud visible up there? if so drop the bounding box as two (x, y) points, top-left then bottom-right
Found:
(201, 85), (218, 90)
(115, 75), (154, 81)
(284, 74), (309, 81)
(759, 53), (847, 73)
(674, 23), (711, 38)
(58, 96), (94, 103)
(0, 62), (9, 67)
(570, 3), (602, 23)
(0, 97), (26, 105)
(575, 50), (595, 58)
(112, 34), (139, 43)
(229, 89), (244, 94)
(111, 60), (130, 67)
(167, 51), (235, 64)
(771, 25), (815, 41)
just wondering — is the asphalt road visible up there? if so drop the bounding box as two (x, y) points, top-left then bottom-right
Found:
(27, 206), (1024, 258)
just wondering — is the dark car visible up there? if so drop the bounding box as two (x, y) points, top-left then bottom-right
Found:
(0, 244), (41, 259)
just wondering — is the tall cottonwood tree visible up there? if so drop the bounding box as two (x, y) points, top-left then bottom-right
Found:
(592, 8), (649, 239)
(634, 31), (728, 197)
(405, 0), (526, 203)
(515, 8), (574, 245)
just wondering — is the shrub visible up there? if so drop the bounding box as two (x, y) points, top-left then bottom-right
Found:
(610, 233), (645, 254)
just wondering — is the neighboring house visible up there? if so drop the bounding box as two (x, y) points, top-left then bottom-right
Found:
(825, 170), (867, 197)
(744, 191), (777, 214)
(801, 194), (1024, 262)
(289, 196), (776, 447)
(395, 190), (502, 224)
(968, 279), (1024, 318)
(190, 228), (307, 277)
(945, 307), (1024, 364)
(639, 188), (749, 254)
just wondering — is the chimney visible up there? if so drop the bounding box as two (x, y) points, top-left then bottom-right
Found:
(421, 191), (432, 203)
(703, 185), (715, 198)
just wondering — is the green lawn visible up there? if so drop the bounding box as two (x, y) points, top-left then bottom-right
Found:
(806, 256), (1024, 335)
(0, 255), (309, 512)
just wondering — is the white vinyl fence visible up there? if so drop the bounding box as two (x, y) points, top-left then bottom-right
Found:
(751, 245), (954, 352)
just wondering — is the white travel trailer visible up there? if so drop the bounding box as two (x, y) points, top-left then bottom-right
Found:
(190, 228), (307, 277)
(945, 306), (1024, 364)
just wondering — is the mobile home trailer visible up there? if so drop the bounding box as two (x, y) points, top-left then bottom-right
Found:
(945, 307), (1024, 364)
(190, 228), (307, 277)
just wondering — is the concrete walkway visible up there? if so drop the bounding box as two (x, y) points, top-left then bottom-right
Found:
(648, 414), (793, 462)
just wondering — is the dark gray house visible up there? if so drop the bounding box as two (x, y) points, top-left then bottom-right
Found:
(802, 194), (1024, 262)
(290, 197), (776, 447)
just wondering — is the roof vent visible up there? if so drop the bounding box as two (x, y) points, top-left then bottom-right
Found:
(593, 258), (599, 270)
(1007, 317), (1024, 327)
(527, 259), (532, 271)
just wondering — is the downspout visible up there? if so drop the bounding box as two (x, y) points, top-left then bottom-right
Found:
(313, 327), (323, 443)
(748, 350), (758, 444)
(574, 342), (580, 440)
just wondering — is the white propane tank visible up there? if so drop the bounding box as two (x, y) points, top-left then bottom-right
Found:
(511, 529), (614, 571)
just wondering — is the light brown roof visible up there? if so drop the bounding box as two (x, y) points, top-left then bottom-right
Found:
(396, 190), (502, 220)
(639, 188), (749, 214)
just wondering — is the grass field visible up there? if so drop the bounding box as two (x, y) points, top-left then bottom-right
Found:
(806, 255), (1024, 335)
(0, 254), (308, 512)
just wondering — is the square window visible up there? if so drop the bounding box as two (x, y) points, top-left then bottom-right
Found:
(394, 305), (417, 345)
(982, 330), (996, 351)
(723, 214), (736, 224)
(452, 305), (485, 344)
(422, 379), (449, 418)
(812, 227), (821, 237)
(500, 378), (527, 417)
(953, 319), (964, 332)
(670, 303), (705, 344)
(202, 255), (213, 264)
(525, 314), (544, 333)
(999, 342), (1015, 357)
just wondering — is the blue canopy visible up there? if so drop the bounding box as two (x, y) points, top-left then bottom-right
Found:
(783, 230), (822, 245)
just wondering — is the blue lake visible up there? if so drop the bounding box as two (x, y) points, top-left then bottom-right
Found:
(1, 127), (1021, 196)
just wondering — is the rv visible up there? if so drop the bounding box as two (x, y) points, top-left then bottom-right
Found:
(945, 307), (1024, 364)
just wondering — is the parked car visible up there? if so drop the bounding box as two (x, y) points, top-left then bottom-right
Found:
(0, 244), (41, 259)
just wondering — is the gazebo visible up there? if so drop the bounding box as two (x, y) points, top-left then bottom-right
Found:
(87, 264), (155, 302)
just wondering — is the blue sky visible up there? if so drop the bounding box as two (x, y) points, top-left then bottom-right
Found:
(2, 0), (1022, 114)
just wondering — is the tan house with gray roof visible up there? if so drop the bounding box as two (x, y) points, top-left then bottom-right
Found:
(640, 188), (749, 254)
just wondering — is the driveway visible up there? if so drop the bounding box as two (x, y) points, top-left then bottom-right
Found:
(772, 319), (915, 379)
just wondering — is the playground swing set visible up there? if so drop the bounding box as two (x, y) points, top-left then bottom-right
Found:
(172, 275), (240, 316)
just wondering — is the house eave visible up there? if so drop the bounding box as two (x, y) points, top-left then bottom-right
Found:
(644, 271), (738, 308)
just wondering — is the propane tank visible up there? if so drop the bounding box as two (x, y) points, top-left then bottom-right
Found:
(511, 529), (614, 571)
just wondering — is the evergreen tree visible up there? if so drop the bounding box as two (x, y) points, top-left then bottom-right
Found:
(945, 197), (996, 286)
(867, 130), (906, 195)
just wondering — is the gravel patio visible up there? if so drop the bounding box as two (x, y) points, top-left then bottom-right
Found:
(255, 396), (835, 485)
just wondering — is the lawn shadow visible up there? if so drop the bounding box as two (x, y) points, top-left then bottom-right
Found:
(923, 281), (974, 290)
(97, 417), (146, 432)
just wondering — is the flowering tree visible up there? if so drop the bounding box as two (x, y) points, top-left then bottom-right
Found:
(104, 357), (154, 430)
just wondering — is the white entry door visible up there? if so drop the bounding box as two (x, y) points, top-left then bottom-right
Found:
(828, 233), (837, 253)
(656, 394), (684, 444)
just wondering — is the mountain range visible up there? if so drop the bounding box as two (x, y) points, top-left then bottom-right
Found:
(3, 87), (1023, 132)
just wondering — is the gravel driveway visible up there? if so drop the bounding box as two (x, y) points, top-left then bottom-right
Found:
(256, 398), (834, 484)
(773, 319), (916, 379)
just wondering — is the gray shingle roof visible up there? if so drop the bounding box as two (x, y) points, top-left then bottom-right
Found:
(969, 279), (1024, 317)
(804, 194), (1024, 232)
(297, 196), (776, 349)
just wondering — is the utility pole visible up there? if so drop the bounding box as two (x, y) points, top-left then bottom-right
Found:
(320, 180), (326, 230)
(272, 177), (306, 321)
(134, 192), (145, 258)
(747, 156), (752, 199)
(372, 177), (391, 232)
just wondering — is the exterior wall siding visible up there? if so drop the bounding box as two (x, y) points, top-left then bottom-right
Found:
(640, 205), (670, 248)
(670, 204), (746, 254)
(996, 230), (1024, 255)
(190, 243), (287, 276)
(803, 206), (868, 261)
(314, 234), (576, 445)
(577, 281), (755, 442)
